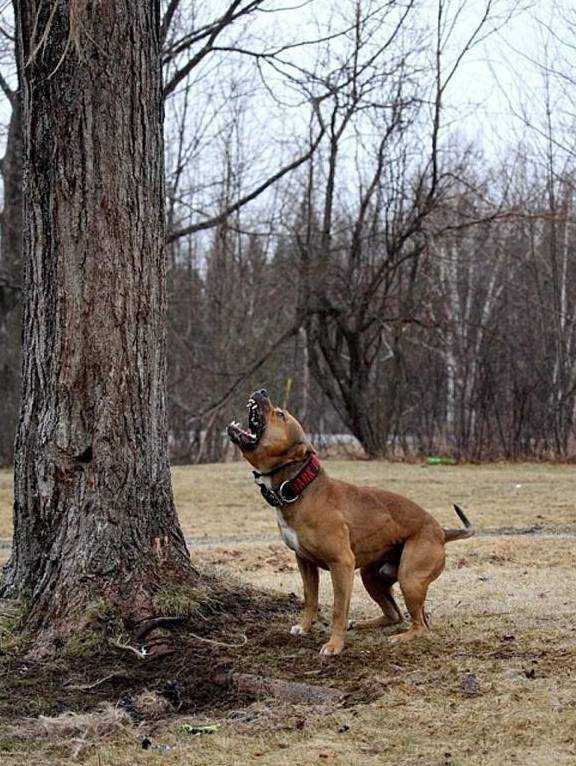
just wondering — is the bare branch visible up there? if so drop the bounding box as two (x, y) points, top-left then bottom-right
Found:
(0, 68), (15, 105)
(163, 1), (264, 97)
(160, 0), (182, 44)
(169, 321), (303, 421)
(167, 125), (325, 241)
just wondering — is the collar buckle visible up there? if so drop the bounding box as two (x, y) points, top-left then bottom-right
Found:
(278, 480), (298, 504)
(254, 455), (321, 508)
(259, 482), (296, 507)
(259, 485), (282, 507)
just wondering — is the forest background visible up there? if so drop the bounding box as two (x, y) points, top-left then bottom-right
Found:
(1, 0), (575, 464)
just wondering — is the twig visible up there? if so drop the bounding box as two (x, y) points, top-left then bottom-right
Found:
(188, 631), (248, 648)
(213, 670), (347, 704)
(108, 639), (148, 659)
(64, 672), (127, 691)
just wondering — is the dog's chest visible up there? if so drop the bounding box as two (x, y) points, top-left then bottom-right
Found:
(275, 510), (301, 554)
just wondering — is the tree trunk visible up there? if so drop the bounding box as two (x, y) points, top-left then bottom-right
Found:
(1, 0), (194, 646)
(0, 94), (23, 466)
(0, 96), (23, 281)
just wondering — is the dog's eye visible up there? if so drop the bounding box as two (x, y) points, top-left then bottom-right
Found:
(275, 409), (286, 419)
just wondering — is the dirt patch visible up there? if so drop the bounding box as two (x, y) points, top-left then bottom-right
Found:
(1, 551), (576, 765)
(0, 576), (296, 723)
(0, 568), (391, 731)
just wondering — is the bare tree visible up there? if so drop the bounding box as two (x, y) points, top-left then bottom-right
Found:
(1, 0), (193, 651)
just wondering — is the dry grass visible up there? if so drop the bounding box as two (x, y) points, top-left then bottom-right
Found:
(0, 470), (12, 539)
(1, 460), (576, 765)
(173, 460), (576, 537)
(7, 704), (133, 760)
(1, 460), (575, 542)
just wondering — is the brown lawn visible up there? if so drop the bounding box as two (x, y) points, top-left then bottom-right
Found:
(0, 460), (575, 765)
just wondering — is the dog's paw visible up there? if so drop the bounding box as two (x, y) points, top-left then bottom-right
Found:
(388, 627), (427, 644)
(290, 624), (308, 636)
(319, 640), (344, 656)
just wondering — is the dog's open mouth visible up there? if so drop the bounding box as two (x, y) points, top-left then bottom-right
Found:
(227, 396), (265, 450)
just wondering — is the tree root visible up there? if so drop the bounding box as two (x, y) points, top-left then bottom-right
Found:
(133, 615), (187, 642)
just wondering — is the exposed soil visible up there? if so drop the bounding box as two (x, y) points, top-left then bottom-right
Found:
(1, 532), (575, 728)
(0, 571), (388, 729)
(0, 577), (289, 722)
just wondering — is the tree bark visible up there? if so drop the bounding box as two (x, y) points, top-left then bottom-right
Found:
(1, 0), (194, 646)
(0, 93), (23, 466)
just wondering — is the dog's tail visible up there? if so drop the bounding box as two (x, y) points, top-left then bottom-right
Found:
(443, 504), (475, 542)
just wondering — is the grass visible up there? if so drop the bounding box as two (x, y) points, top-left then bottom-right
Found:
(1, 461), (575, 543)
(172, 460), (576, 537)
(1, 459), (576, 765)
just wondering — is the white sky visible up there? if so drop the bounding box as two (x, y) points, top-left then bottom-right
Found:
(1, 1), (574, 195)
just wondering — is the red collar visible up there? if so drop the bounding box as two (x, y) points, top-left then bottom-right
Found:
(253, 455), (321, 507)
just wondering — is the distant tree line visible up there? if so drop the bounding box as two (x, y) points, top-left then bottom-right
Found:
(165, 157), (576, 462)
(1, 0), (575, 464)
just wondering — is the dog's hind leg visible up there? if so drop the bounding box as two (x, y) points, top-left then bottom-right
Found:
(290, 554), (319, 635)
(390, 531), (445, 644)
(350, 562), (404, 630)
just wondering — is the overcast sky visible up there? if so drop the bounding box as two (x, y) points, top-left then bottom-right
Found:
(0, 1), (574, 186)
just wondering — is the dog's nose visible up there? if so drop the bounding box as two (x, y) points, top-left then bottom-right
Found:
(254, 388), (268, 399)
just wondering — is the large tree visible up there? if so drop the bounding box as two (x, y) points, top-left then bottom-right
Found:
(0, 0), (194, 648)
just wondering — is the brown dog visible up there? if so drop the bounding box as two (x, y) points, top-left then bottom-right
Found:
(228, 389), (474, 656)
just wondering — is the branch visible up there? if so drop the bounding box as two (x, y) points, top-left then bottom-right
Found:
(167, 126), (325, 241)
(169, 321), (303, 420)
(163, 1), (264, 97)
(160, 0), (182, 44)
(0, 70), (16, 107)
(213, 669), (347, 705)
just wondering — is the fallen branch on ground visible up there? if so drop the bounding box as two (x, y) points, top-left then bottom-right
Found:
(108, 638), (148, 659)
(213, 669), (347, 705)
(63, 672), (129, 691)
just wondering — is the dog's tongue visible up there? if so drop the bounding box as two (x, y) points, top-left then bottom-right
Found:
(228, 421), (257, 443)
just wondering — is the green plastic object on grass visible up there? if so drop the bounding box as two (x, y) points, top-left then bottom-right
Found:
(426, 456), (457, 465)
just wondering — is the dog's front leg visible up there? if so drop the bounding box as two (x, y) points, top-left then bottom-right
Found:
(321, 559), (355, 656)
(291, 554), (319, 636)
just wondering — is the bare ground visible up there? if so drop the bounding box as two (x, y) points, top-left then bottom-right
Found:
(0, 461), (575, 765)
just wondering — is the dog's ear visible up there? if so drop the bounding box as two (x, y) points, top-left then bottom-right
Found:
(286, 440), (317, 462)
